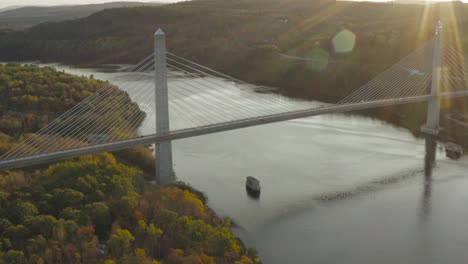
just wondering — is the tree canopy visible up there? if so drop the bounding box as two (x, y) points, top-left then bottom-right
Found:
(0, 65), (259, 263)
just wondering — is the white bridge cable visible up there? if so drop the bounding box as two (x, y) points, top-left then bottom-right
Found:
(166, 52), (283, 95)
(51, 89), (138, 138)
(12, 82), (148, 157)
(442, 46), (467, 78)
(125, 54), (155, 72)
(6, 62), (155, 157)
(168, 77), (232, 124)
(446, 48), (468, 74)
(3, 37), (460, 162)
(33, 90), (134, 154)
(441, 45), (468, 90)
(49, 81), (154, 153)
(165, 52), (302, 111)
(166, 46), (434, 118)
(136, 52), (323, 122)
(387, 43), (433, 100)
(166, 58), (313, 127)
(168, 82), (232, 125)
(166, 89), (209, 129)
(38, 78), (157, 154)
(165, 59), (303, 114)
(165, 58), (313, 115)
(441, 57), (468, 92)
(169, 77), (239, 126)
(363, 44), (432, 101)
(381, 46), (433, 99)
(441, 63), (468, 96)
(1, 87), (122, 158)
(342, 40), (434, 104)
(342, 39), (434, 103)
(2, 64), (157, 159)
(127, 55), (291, 125)
(167, 70), (307, 123)
(169, 94), (219, 128)
(337, 39), (435, 105)
(16, 76), (151, 156)
(166, 67), (266, 121)
(166, 63), (301, 120)
(1, 59), (154, 160)
(167, 79), (224, 127)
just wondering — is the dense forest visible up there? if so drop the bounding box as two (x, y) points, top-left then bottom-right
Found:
(0, 65), (259, 263)
(0, 65), (103, 137)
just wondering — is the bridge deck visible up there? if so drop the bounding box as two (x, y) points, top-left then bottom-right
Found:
(1, 91), (466, 170)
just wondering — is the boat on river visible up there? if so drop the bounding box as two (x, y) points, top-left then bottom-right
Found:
(445, 142), (463, 160)
(246, 176), (260, 197)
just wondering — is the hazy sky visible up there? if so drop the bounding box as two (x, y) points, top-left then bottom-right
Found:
(0, 0), (178, 9)
(0, 0), (460, 9)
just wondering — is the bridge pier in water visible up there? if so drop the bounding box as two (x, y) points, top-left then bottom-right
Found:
(154, 29), (175, 185)
(421, 21), (442, 178)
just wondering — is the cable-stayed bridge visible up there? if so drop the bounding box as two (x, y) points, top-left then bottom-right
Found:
(1, 22), (467, 184)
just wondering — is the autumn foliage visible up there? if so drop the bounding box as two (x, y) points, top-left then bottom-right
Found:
(0, 65), (259, 263)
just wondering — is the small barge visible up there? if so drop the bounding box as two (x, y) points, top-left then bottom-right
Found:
(445, 142), (463, 160)
(246, 176), (260, 197)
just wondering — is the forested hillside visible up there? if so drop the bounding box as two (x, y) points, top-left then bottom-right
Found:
(0, 65), (259, 263)
(0, 2), (161, 28)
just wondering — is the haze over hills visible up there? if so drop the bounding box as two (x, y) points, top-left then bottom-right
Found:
(0, 6), (24, 12)
(0, 1), (162, 27)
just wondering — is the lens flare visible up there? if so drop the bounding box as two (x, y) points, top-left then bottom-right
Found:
(332, 29), (356, 54)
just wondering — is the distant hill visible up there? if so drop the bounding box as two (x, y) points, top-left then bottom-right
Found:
(0, 6), (24, 12)
(0, 2), (162, 27)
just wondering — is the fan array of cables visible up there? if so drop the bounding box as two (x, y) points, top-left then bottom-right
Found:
(2, 36), (468, 161)
(0, 61), (157, 160)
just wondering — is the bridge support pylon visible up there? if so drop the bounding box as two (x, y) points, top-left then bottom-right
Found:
(154, 29), (175, 185)
(421, 21), (443, 177)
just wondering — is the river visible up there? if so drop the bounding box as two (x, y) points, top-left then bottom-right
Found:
(37, 63), (468, 264)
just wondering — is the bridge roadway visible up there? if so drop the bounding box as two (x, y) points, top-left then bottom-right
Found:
(1, 91), (467, 170)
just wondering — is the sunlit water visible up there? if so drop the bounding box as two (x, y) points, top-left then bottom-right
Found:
(34, 63), (468, 264)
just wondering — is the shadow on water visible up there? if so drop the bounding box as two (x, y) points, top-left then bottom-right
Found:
(253, 168), (425, 232)
(256, 138), (444, 231)
(420, 175), (432, 221)
(420, 136), (435, 221)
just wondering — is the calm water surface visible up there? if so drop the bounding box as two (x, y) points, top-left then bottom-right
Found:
(40, 64), (468, 264)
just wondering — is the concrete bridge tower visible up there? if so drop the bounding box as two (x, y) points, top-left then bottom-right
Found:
(421, 21), (443, 176)
(154, 29), (175, 184)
